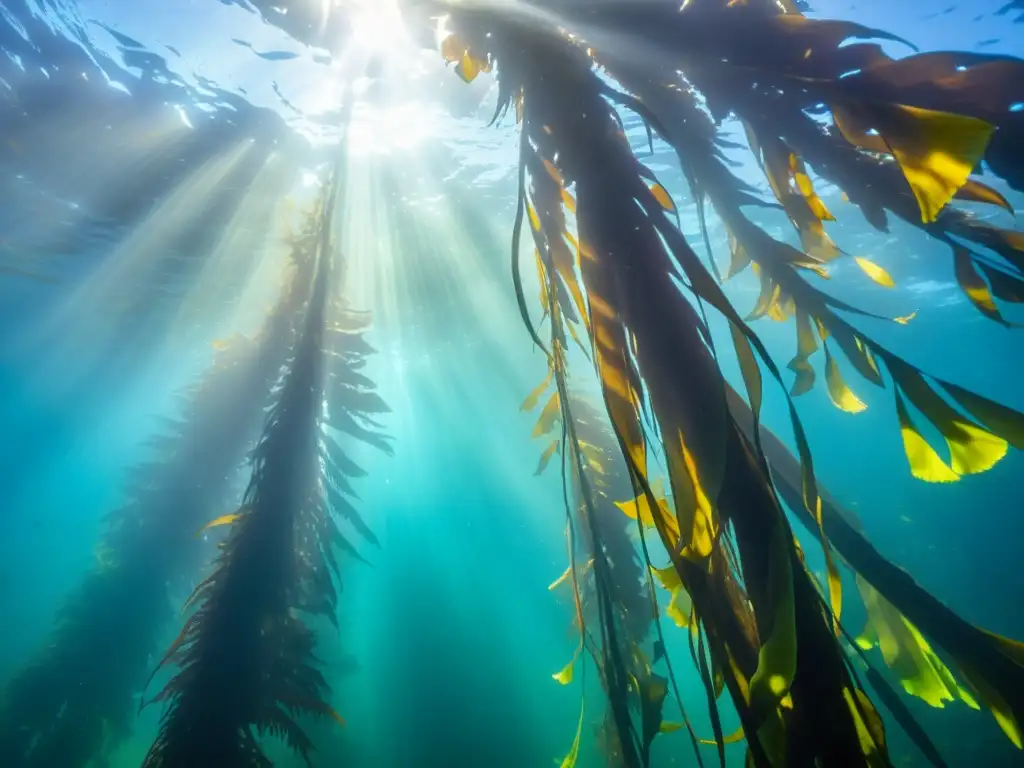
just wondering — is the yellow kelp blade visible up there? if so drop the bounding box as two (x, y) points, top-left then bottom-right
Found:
(894, 390), (960, 483)
(953, 247), (1014, 326)
(664, 433), (718, 560)
(553, 651), (579, 685)
(648, 181), (676, 212)
(698, 724), (745, 747)
(649, 562), (694, 627)
(748, 519), (797, 732)
(943, 381), (1024, 451)
(535, 440), (559, 475)
(896, 369), (1009, 478)
(946, 417), (1011, 479)
(887, 108), (993, 223)
(812, 496), (843, 636)
(656, 569), (694, 629)
(833, 103), (995, 223)
(856, 577), (978, 710)
(549, 559), (593, 591)
(960, 663), (1024, 749)
(561, 188), (577, 213)
(549, 564), (572, 592)
(842, 687), (888, 765)
(953, 178), (1014, 215)
(195, 512), (241, 537)
(543, 157), (564, 186)
(559, 693), (586, 768)
(527, 203), (542, 232)
(854, 257), (895, 288)
(725, 228), (752, 280)
(824, 345), (867, 414)
(533, 391), (562, 438)
(788, 311), (819, 397)
(615, 478), (682, 546)
(522, 370), (553, 411)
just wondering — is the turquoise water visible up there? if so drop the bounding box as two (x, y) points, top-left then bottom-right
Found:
(2, 1), (1024, 766)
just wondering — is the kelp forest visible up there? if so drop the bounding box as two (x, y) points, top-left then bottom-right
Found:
(1, 0), (1024, 766)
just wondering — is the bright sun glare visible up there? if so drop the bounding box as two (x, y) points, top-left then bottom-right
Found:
(301, 0), (439, 153)
(343, 0), (408, 55)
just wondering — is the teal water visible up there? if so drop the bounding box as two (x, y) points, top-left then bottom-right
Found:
(2, 1), (1024, 767)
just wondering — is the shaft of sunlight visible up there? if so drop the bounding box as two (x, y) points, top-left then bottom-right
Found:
(19, 140), (292, 395)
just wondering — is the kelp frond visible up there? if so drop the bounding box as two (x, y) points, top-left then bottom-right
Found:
(0, 255), (311, 768)
(142, 159), (390, 766)
(437, 2), (1024, 765)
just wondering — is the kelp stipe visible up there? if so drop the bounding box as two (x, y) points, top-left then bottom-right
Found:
(0, 258), (311, 768)
(520, 128), (702, 768)
(541, 394), (702, 768)
(141, 138), (391, 766)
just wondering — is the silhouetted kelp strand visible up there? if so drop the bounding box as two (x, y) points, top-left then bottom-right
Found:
(523, 198), (650, 768)
(0, 297), (317, 768)
(573, 404), (654, 644)
(549, 299), (647, 768)
(144, 159), (388, 765)
(570, 399), (707, 768)
(143, 199), (336, 766)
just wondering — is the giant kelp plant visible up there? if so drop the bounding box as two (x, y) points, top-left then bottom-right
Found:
(141, 135), (391, 766)
(0, 198), (316, 768)
(6, 0), (1024, 766)
(431, 1), (1024, 766)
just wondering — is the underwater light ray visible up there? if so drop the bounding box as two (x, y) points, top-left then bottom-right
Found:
(0, 108), (196, 272)
(36, 138), (256, 312)
(19, 138), (263, 387)
(337, 136), (560, 529)
(166, 151), (305, 343)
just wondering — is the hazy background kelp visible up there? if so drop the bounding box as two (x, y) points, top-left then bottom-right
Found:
(0, 0), (1023, 766)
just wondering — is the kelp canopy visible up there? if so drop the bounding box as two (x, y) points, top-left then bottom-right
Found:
(426, 0), (1024, 766)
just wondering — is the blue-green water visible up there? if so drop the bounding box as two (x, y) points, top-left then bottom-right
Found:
(2, 1), (1024, 766)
